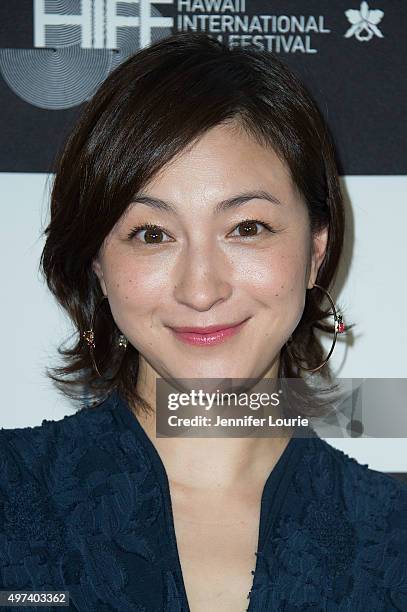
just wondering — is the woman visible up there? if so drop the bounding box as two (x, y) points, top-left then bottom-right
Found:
(1, 32), (406, 612)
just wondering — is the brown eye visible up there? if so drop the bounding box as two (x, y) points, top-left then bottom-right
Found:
(228, 219), (277, 240)
(143, 227), (164, 243)
(127, 223), (172, 244)
(237, 221), (259, 237)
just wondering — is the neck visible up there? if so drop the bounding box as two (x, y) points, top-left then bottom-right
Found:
(132, 356), (293, 492)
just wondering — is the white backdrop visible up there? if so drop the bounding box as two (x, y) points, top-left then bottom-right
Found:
(1, 172), (406, 472)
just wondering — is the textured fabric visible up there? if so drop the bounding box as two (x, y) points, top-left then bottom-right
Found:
(0, 389), (406, 611)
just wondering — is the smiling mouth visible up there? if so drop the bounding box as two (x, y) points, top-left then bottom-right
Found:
(169, 318), (250, 346)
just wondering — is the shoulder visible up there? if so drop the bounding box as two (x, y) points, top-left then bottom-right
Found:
(313, 434), (407, 510)
(0, 393), (147, 491)
(0, 394), (160, 593)
(266, 433), (407, 609)
(298, 433), (407, 533)
(0, 397), (115, 476)
(294, 434), (407, 609)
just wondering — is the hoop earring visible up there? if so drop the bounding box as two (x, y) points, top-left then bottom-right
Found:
(82, 295), (128, 378)
(287, 283), (346, 374)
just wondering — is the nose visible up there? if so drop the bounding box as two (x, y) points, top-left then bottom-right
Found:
(173, 242), (233, 312)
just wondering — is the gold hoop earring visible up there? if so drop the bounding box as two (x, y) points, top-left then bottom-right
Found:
(82, 295), (128, 378)
(287, 283), (346, 374)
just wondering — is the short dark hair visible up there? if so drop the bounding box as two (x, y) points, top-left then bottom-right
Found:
(40, 31), (348, 415)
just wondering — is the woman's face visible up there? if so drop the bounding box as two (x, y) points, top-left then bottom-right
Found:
(93, 122), (327, 382)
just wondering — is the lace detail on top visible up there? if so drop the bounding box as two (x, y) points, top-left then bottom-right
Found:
(247, 438), (407, 611)
(0, 406), (174, 611)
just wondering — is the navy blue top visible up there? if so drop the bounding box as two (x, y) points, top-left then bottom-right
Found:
(0, 389), (406, 611)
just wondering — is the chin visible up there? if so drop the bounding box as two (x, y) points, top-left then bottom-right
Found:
(163, 361), (256, 386)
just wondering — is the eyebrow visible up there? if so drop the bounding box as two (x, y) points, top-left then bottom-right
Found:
(129, 190), (284, 214)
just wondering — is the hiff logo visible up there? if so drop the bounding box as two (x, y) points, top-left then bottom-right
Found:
(0, 0), (174, 110)
(344, 1), (384, 41)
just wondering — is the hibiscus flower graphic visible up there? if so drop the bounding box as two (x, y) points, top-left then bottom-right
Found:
(344, 1), (384, 41)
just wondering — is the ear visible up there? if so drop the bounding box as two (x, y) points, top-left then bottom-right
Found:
(307, 225), (329, 289)
(92, 258), (108, 296)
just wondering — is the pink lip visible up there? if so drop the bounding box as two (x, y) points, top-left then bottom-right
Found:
(169, 318), (250, 346)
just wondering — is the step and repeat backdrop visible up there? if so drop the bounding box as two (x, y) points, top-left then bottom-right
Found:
(1, 1), (406, 479)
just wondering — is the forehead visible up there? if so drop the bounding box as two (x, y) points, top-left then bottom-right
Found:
(135, 123), (298, 212)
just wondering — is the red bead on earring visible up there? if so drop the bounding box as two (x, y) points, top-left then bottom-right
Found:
(336, 314), (345, 334)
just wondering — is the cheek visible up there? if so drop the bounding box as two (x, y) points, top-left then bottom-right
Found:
(102, 256), (167, 326)
(246, 248), (308, 342)
(238, 244), (309, 307)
